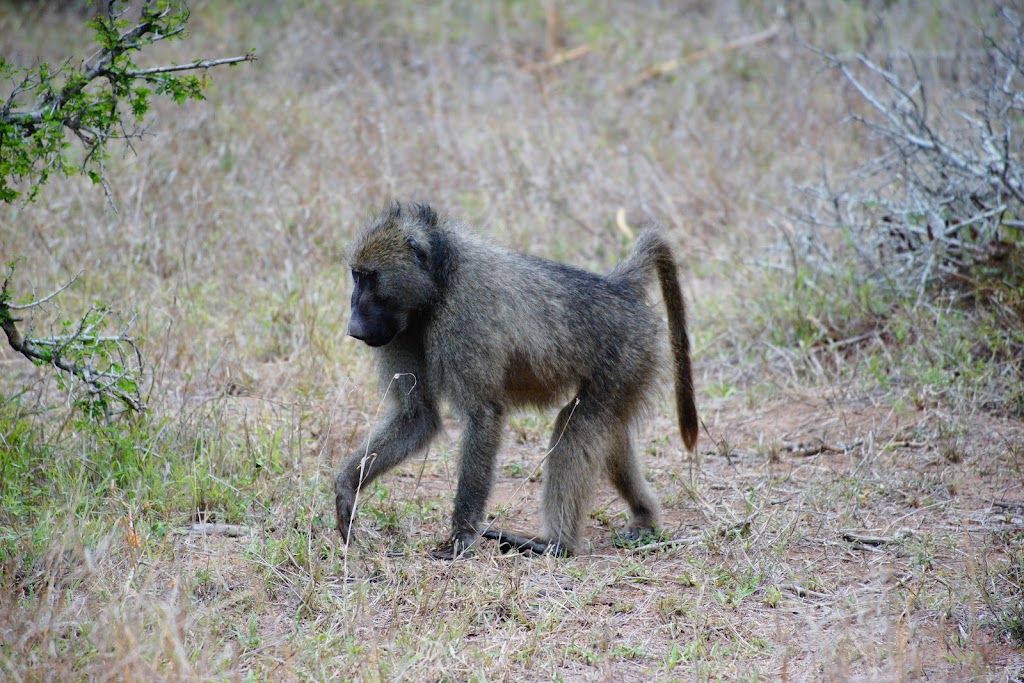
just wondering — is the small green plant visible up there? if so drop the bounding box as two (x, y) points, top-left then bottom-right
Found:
(365, 482), (404, 532)
(501, 461), (528, 478)
(611, 526), (665, 549)
(713, 569), (762, 609)
(763, 584), (783, 608)
(1, 262), (143, 414)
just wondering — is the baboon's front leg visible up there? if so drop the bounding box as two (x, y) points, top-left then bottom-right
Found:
(432, 401), (505, 559)
(335, 399), (441, 542)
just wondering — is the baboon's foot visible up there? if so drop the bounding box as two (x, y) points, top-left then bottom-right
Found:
(482, 528), (570, 557)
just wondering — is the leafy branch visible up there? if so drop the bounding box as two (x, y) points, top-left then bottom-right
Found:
(0, 0), (256, 205)
(1, 263), (143, 415)
(1, 1), (255, 415)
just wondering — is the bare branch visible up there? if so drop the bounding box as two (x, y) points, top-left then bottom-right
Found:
(124, 53), (256, 78)
(6, 271), (82, 310)
(804, 19), (1024, 284)
(618, 20), (781, 93)
(776, 15), (1024, 400)
(835, 56), (936, 151)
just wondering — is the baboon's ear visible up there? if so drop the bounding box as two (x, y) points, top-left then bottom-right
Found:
(412, 203), (438, 228)
(407, 234), (428, 267)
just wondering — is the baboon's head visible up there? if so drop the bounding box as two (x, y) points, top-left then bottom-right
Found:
(347, 202), (448, 347)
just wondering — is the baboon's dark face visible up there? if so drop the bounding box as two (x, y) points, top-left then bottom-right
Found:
(347, 211), (441, 347)
(347, 269), (409, 347)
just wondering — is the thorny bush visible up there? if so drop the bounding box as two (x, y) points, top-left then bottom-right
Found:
(777, 8), (1024, 412)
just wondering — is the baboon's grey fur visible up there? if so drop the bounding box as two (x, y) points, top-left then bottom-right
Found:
(335, 202), (697, 557)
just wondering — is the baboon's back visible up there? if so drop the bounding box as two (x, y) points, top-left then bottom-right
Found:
(428, 233), (662, 411)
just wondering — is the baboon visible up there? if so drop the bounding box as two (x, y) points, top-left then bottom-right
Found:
(335, 202), (698, 558)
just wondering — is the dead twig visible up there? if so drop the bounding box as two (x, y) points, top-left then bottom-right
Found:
(779, 582), (831, 600)
(617, 21), (781, 94)
(783, 437), (863, 457)
(627, 534), (703, 555)
(522, 45), (593, 73)
(628, 516), (755, 555)
(841, 528), (914, 549)
(173, 523), (258, 538)
(123, 54), (256, 78)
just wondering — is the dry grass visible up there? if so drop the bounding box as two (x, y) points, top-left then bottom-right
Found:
(1, 1), (1022, 681)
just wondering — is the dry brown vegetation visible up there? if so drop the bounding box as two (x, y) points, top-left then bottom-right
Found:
(1, 1), (1022, 681)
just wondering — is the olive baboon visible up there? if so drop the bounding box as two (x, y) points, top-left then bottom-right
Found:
(335, 202), (698, 558)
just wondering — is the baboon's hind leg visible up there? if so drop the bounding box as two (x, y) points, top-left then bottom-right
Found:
(537, 399), (608, 555)
(478, 398), (587, 557)
(605, 426), (660, 540)
(484, 405), (655, 557)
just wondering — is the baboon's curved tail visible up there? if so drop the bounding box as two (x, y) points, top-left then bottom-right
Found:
(613, 227), (699, 452)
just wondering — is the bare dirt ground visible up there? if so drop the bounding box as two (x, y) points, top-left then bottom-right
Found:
(153, 380), (1024, 681)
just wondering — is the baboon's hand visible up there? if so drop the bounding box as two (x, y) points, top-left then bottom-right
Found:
(334, 473), (357, 542)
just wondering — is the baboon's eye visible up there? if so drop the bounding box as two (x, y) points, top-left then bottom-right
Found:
(406, 235), (428, 267)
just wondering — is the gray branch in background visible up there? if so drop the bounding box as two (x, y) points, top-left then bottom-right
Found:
(798, 10), (1023, 292)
